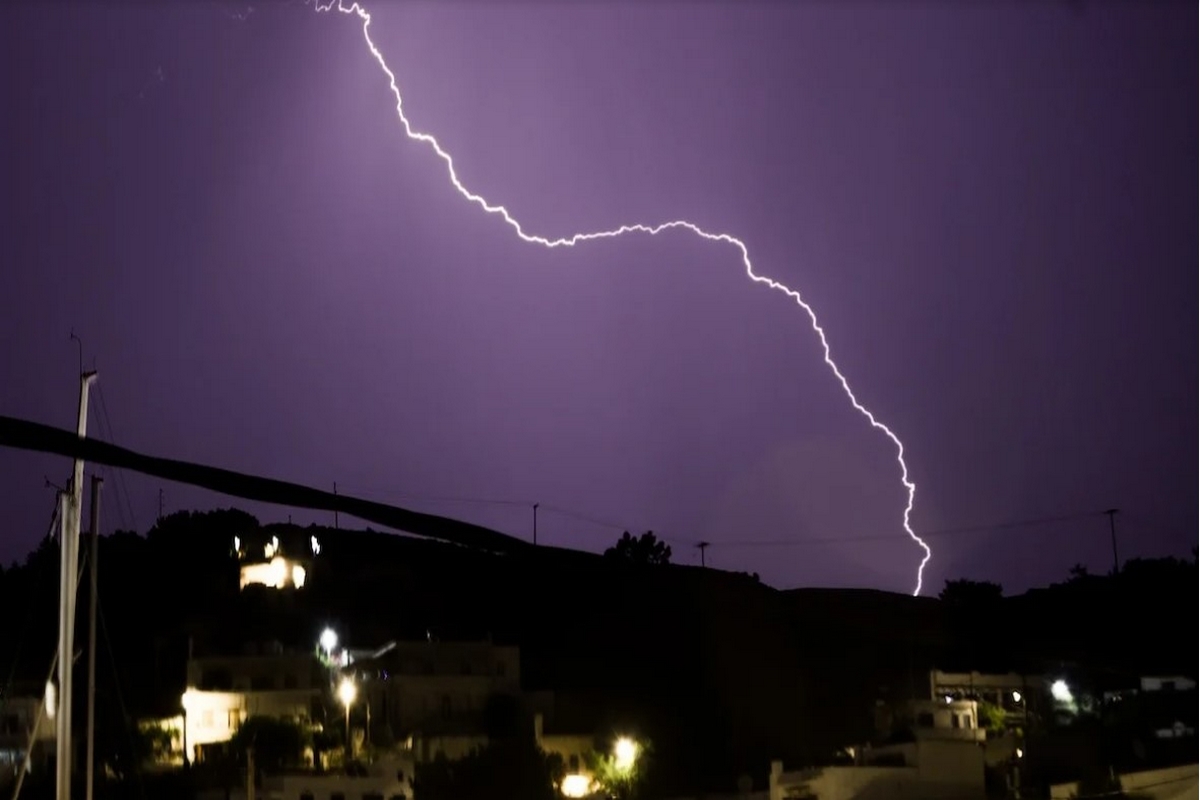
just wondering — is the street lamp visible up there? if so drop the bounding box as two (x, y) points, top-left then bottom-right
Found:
(613, 736), (638, 773)
(320, 628), (338, 658)
(338, 677), (357, 759)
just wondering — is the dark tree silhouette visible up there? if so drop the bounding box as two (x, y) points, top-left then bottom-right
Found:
(604, 531), (672, 566)
(229, 716), (311, 773)
(939, 578), (1003, 604)
(412, 735), (563, 800)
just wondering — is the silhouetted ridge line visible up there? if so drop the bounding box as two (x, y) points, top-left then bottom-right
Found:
(0, 414), (529, 553)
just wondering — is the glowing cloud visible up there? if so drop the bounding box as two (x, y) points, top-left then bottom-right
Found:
(311, 0), (933, 594)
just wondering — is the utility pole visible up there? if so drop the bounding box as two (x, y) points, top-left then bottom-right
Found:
(1104, 508), (1120, 575)
(57, 369), (96, 800)
(85, 476), (102, 800)
(333, 482), (339, 530)
(532, 503), (539, 545)
(697, 541), (710, 568)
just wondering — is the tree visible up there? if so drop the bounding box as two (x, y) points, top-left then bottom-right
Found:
(939, 579), (1002, 604)
(412, 735), (564, 800)
(229, 716), (311, 773)
(586, 736), (653, 800)
(604, 531), (671, 566)
(976, 701), (1008, 734)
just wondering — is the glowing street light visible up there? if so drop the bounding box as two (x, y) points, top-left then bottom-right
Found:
(338, 677), (357, 758)
(561, 773), (591, 798)
(1012, 690), (1023, 703)
(320, 628), (338, 656)
(1051, 679), (1073, 703)
(613, 736), (638, 773)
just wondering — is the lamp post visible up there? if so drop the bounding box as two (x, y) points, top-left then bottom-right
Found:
(338, 678), (357, 760)
(320, 628), (338, 661)
(613, 737), (638, 773)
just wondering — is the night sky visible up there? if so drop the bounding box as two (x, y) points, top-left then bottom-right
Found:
(2, 1), (1195, 594)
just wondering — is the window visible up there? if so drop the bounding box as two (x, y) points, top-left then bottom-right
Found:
(299, 793), (315, 800)
(951, 713), (961, 729)
(250, 675), (273, 691)
(568, 754), (579, 771)
(362, 793), (385, 800)
(227, 710), (240, 730)
(331, 794), (346, 800)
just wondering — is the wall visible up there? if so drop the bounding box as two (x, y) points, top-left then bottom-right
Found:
(771, 739), (985, 800)
(189, 652), (324, 692)
(1051, 764), (1198, 800)
(263, 754), (413, 800)
(541, 732), (593, 775)
(771, 763), (917, 800)
(409, 733), (487, 763)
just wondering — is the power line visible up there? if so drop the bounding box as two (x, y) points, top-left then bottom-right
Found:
(701, 510), (1111, 549)
(93, 385), (139, 533)
(308, 488), (1109, 555)
(334, 484), (533, 509)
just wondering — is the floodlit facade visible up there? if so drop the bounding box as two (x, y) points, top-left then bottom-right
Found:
(234, 531), (317, 591)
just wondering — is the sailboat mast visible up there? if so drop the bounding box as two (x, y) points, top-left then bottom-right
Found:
(56, 370), (96, 800)
(85, 475), (102, 800)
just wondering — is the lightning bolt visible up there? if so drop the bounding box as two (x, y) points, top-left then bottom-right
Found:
(312, 0), (933, 595)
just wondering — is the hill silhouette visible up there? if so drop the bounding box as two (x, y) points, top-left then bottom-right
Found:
(0, 509), (1193, 795)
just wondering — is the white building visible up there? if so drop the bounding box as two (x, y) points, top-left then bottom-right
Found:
(146, 646), (327, 765)
(0, 693), (56, 783)
(350, 639), (520, 746)
(877, 699), (985, 744)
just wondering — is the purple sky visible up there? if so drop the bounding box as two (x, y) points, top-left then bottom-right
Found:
(2, 1), (1195, 594)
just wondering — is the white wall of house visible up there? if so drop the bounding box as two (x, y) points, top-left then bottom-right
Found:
(262, 754), (413, 800)
(1051, 763), (1198, 800)
(771, 739), (985, 800)
(181, 688), (318, 759)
